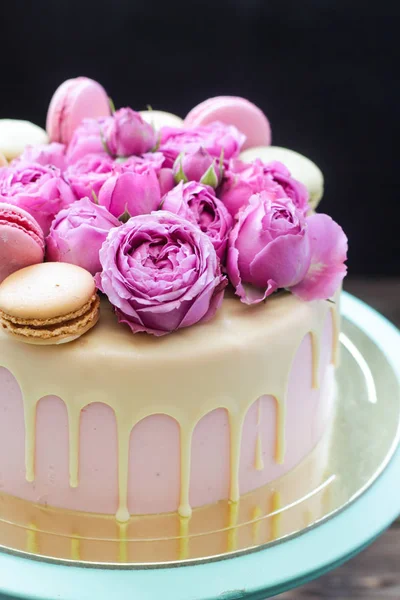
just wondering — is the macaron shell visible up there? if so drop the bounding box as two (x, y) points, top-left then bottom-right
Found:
(46, 77), (111, 144)
(0, 120), (48, 161)
(139, 110), (184, 131)
(0, 203), (45, 251)
(240, 145), (324, 209)
(0, 262), (96, 319)
(0, 224), (44, 284)
(184, 96), (271, 150)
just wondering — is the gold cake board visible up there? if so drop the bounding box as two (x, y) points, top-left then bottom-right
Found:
(0, 314), (398, 567)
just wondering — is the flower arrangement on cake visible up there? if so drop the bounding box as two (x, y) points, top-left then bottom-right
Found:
(0, 76), (347, 342)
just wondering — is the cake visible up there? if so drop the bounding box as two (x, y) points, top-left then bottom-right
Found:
(0, 78), (347, 554)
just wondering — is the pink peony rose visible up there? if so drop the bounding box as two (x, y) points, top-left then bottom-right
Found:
(96, 211), (227, 336)
(158, 167), (175, 196)
(66, 109), (156, 164)
(118, 153), (175, 196)
(17, 143), (67, 171)
(117, 151), (165, 174)
(226, 192), (311, 304)
(98, 167), (161, 219)
(291, 214), (348, 301)
(159, 122), (246, 168)
(0, 162), (75, 235)
(46, 197), (120, 275)
(65, 153), (114, 199)
(161, 181), (233, 261)
(220, 159), (309, 218)
(66, 117), (113, 164)
(173, 147), (223, 188)
(102, 108), (156, 157)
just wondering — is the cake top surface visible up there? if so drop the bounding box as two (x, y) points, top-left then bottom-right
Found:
(0, 77), (348, 345)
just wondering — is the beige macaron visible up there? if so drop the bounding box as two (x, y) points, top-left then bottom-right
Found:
(0, 262), (100, 345)
(0, 152), (7, 167)
(0, 119), (49, 161)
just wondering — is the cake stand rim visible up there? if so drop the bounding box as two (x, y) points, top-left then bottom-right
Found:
(0, 291), (399, 600)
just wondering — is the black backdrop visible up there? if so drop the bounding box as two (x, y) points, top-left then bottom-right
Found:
(1, 1), (399, 276)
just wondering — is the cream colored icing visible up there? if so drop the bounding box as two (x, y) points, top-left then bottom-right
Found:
(0, 290), (339, 522)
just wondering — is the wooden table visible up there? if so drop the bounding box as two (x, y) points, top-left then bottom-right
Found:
(279, 278), (400, 599)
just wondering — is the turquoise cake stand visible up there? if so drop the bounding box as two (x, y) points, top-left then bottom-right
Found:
(0, 292), (399, 600)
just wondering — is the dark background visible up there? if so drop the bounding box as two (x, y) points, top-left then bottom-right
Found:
(1, 1), (399, 276)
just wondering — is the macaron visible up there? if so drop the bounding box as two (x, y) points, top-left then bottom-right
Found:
(46, 77), (111, 145)
(0, 204), (45, 284)
(0, 120), (48, 161)
(184, 96), (271, 150)
(139, 110), (183, 131)
(240, 145), (324, 210)
(0, 262), (100, 345)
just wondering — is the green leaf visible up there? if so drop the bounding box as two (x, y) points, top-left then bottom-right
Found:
(91, 189), (99, 205)
(109, 97), (116, 114)
(152, 130), (162, 152)
(99, 126), (112, 156)
(219, 148), (225, 174)
(200, 161), (218, 188)
(146, 104), (153, 112)
(119, 209), (132, 224)
(173, 154), (188, 184)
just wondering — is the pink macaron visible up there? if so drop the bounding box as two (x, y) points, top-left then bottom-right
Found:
(184, 96), (271, 150)
(0, 204), (45, 283)
(46, 77), (111, 145)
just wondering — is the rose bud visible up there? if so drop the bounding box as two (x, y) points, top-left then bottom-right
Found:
(161, 181), (233, 261)
(98, 167), (161, 220)
(103, 108), (156, 157)
(173, 148), (223, 188)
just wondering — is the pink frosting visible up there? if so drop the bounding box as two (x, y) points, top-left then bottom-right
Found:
(0, 312), (333, 515)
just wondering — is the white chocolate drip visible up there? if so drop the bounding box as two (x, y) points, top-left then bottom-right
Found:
(0, 294), (339, 521)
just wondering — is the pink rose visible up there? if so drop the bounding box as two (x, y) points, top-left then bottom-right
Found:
(98, 167), (161, 219)
(46, 197), (120, 275)
(291, 214), (348, 301)
(66, 117), (113, 164)
(117, 151), (165, 174)
(262, 161), (309, 214)
(65, 153), (114, 199)
(102, 108), (156, 157)
(220, 159), (309, 217)
(159, 122), (246, 168)
(226, 192), (311, 304)
(158, 168), (175, 196)
(96, 211), (226, 336)
(161, 181), (233, 261)
(0, 162), (75, 235)
(118, 154), (175, 196)
(173, 147), (223, 188)
(17, 143), (67, 171)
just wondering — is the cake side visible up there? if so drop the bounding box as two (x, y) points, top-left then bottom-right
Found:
(0, 290), (338, 519)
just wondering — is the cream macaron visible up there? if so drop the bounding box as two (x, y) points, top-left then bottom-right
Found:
(0, 119), (49, 161)
(139, 110), (184, 131)
(0, 262), (100, 345)
(240, 145), (324, 210)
